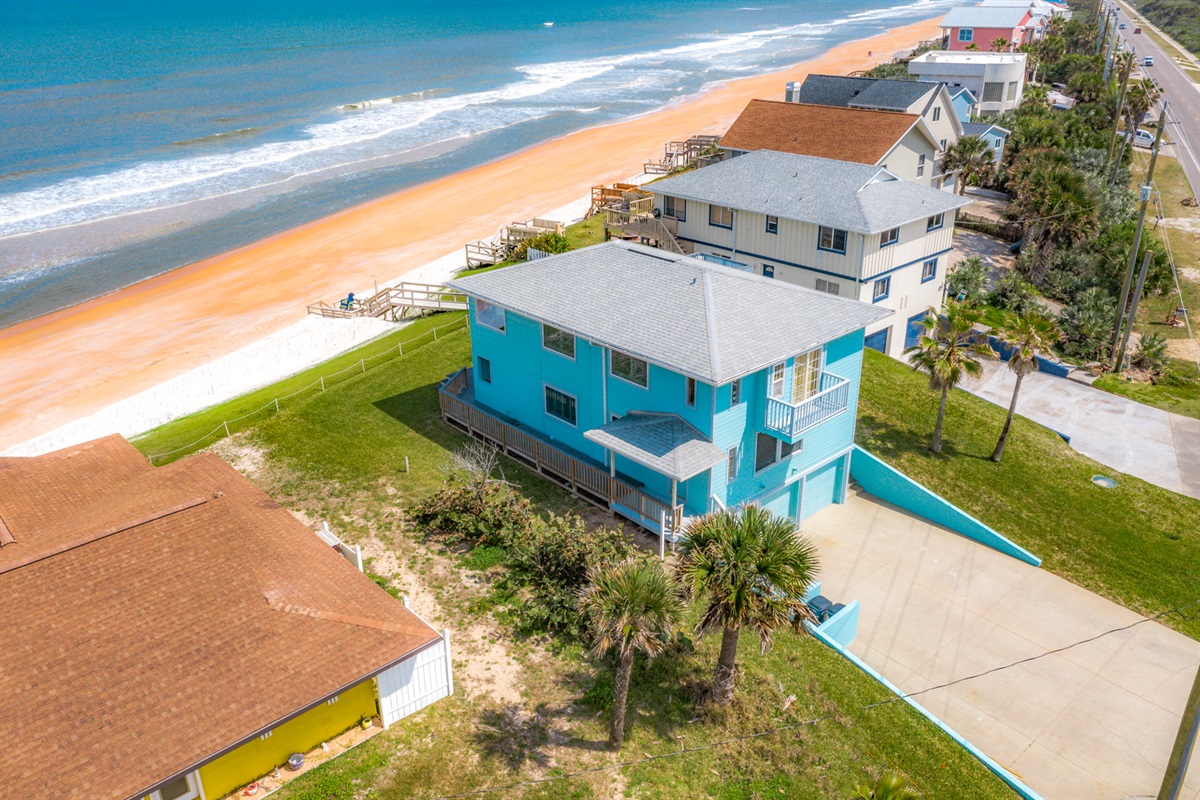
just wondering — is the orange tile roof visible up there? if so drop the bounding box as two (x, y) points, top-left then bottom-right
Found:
(719, 99), (921, 165)
(0, 437), (441, 800)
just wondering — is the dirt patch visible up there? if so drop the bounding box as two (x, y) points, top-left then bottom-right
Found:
(1179, 266), (1200, 282)
(210, 435), (269, 478)
(1166, 337), (1200, 363)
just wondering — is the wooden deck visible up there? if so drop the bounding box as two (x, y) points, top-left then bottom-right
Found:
(603, 208), (689, 255)
(439, 369), (684, 538)
(464, 218), (566, 267)
(308, 282), (467, 320)
(644, 134), (722, 175)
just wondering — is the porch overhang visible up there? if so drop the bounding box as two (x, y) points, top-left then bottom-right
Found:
(584, 412), (725, 483)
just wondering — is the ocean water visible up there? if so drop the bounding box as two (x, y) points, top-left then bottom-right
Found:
(0, 0), (957, 326)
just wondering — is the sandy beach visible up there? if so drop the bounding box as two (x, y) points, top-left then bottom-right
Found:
(0, 17), (940, 452)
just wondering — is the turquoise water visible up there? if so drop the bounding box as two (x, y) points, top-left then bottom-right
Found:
(0, 0), (955, 325)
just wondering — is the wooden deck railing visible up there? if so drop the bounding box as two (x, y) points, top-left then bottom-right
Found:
(603, 209), (687, 255)
(308, 282), (466, 320)
(763, 373), (851, 440)
(439, 371), (683, 536)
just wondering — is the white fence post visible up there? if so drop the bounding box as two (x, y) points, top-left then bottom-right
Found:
(442, 629), (455, 697)
(658, 510), (666, 560)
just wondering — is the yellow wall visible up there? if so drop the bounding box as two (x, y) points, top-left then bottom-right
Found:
(197, 680), (377, 799)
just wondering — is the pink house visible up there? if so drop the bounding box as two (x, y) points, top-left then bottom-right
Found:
(939, 7), (1039, 51)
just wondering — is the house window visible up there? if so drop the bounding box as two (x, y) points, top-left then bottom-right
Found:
(544, 385), (577, 426)
(932, 106), (941, 122)
(939, 138), (947, 151)
(755, 433), (799, 472)
(151, 773), (201, 800)
(762, 264), (775, 278)
(768, 363), (786, 399)
(730, 379), (742, 405)
(917, 154), (926, 178)
(708, 204), (733, 229)
(879, 227), (899, 248)
(542, 324), (575, 359)
(927, 213), (944, 231)
(475, 300), (505, 332)
(662, 195), (686, 221)
(686, 376), (697, 408)
(765, 215), (779, 234)
(1007, 81), (1018, 101)
(477, 356), (492, 384)
(958, 28), (973, 42)
(982, 82), (1004, 103)
(873, 276), (891, 302)
(727, 446), (739, 481)
(792, 348), (821, 401)
(922, 258), (938, 283)
(818, 226), (847, 254)
(815, 278), (840, 296)
(611, 349), (649, 388)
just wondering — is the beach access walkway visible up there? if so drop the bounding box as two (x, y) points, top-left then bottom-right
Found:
(806, 493), (1200, 800)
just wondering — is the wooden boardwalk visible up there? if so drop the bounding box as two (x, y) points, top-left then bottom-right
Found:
(308, 282), (467, 320)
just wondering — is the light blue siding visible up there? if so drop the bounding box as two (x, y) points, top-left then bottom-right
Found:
(802, 459), (841, 519)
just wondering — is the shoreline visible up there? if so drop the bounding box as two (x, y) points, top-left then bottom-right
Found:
(0, 17), (941, 454)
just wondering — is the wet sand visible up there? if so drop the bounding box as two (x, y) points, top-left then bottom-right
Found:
(0, 18), (940, 451)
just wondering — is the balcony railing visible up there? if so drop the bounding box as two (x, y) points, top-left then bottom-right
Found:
(763, 372), (850, 439)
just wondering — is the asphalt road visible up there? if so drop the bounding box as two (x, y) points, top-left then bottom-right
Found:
(1112, 1), (1200, 198)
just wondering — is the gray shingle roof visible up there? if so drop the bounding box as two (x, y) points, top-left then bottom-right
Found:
(797, 75), (935, 112)
(939, 6), (1030, 29)
(448, 240), (891, 384)
(584, 413), (726, 482)
(649, 150), (970, 235)
(962, 121), (1010, 137)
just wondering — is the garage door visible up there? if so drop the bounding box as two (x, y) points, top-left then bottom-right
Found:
(802, 459), (841, 520)
(864, 327), (889, 353)
(758, 483), (796, 521)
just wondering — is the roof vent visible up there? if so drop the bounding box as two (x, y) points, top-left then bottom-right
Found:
(0, 514), (14, 547)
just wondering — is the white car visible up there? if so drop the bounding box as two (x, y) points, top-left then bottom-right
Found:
(1129, 129), (1156, 148)
(1144, 56), (1155, 66)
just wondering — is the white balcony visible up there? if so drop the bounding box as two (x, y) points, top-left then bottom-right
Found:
(763, 372), (850, 440)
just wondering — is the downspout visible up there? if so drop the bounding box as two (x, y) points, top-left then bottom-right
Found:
(600, 345), (609, 466)
(730, 209), (738, 262)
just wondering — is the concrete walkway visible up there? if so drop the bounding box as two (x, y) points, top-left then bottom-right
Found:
(806, 494), (1200, 800)
(961, 360), (1200, 499)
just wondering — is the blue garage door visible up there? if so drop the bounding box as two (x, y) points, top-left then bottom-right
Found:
(759, 483), (796, 521)
(905, 312), (928, 350)
(802, 459), (841, 520)
(864, 327), (888, 353)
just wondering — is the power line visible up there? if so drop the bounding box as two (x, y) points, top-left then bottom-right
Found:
(430, 597), (1200, 799)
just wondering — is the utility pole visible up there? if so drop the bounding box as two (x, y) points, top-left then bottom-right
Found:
(1114, 249), (1153, 372)
(1096, 5), (1109, 55)
(1111, 103), (1168, 366)
(1156, 662), (1200, 800)
(1102, 11), (1117, 83)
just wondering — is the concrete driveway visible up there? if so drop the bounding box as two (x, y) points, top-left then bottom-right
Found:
(961, 360), (1200, 499)
(807, 494), (1200, 800)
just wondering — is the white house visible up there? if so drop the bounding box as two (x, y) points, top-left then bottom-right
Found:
(646, 150), (971, 359)
(907, 51), (1028, 115)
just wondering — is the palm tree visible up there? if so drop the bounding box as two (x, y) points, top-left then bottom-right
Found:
(853, 773), (922, 799)
(943, 136), (994, 195)
(1111, 79), (1157, 183)
(903, 301), (993, 454)
(991, 36), (1010, 52)
(989, 310), (1061, 462)
(580, 557), (684, 749)
(1105, 51), (1137, 175)
(676, 505), (820, 706)
(1007, 154), (1099, 284)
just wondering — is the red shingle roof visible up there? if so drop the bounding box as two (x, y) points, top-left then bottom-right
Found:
(720, 99), (922, 165)
(0, 437), (440, 800)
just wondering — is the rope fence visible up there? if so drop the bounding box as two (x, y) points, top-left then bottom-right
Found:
(143, 314), (468, 463)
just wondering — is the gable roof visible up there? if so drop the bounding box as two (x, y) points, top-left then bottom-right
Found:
(649, 150), (970, 236)
(0, 437), (441, 800)
(719, 99), (927, 165)
(951, 87), (979, 103)
(449, 240), (891, 384)
(584, 413), (726, 482)
(939, 6), (1032, 29)
(796, 74), (937, 112)
(963, 121), (1011, 137)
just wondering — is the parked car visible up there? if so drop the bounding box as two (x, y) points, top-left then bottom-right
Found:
(1128, 128), (1156, 148)
(1144, 55), (1155, 66)
(1116, 40), (1125, 51)
(1120, 22), (1126, 29)
(1133, 27), (1142, 33)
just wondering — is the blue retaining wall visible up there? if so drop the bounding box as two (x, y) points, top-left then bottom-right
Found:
(818, 600), (859, 647)
(807, 622), (1045, 800)
(988, 336), (1071, 378)
(849, 447), (1041, 567)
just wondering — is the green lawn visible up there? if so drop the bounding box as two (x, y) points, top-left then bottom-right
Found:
(857, 349), (1200, 640)
(1094, 359), (1200, 418)
(134, 328), (1015, 799)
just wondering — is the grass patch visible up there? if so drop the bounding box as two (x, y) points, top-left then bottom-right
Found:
(1094, 358), (1200, 418)
(857, 349), (1200, 640)
(456, 214), (607, 278)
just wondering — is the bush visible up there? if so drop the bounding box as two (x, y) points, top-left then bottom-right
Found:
(946, 257), (990, 305)
(503, 512), (632, 636)
(989, 270), (1038, 314)
(511, 231), (571, 261)
(1132, 332), (1169, 373)
(1058, 287), (1116, 360)
(411, 481), (534, 547)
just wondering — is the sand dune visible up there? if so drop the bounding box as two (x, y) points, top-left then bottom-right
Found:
(0, 18), (940, 451)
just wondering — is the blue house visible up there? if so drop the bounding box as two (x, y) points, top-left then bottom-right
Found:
(440, 241), (890, 537)
(949, 87), (977, 123)
(962, 121), (1010, 163)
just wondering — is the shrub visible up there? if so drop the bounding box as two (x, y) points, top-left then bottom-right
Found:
(511, 231), (571, 261)
(411, 481), (534, 547)
(989, 270), (1038, 314)
(1058, 287), (1116, 360)
(946, 257), (990, 305)
(1132, 332), (1169, 373)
